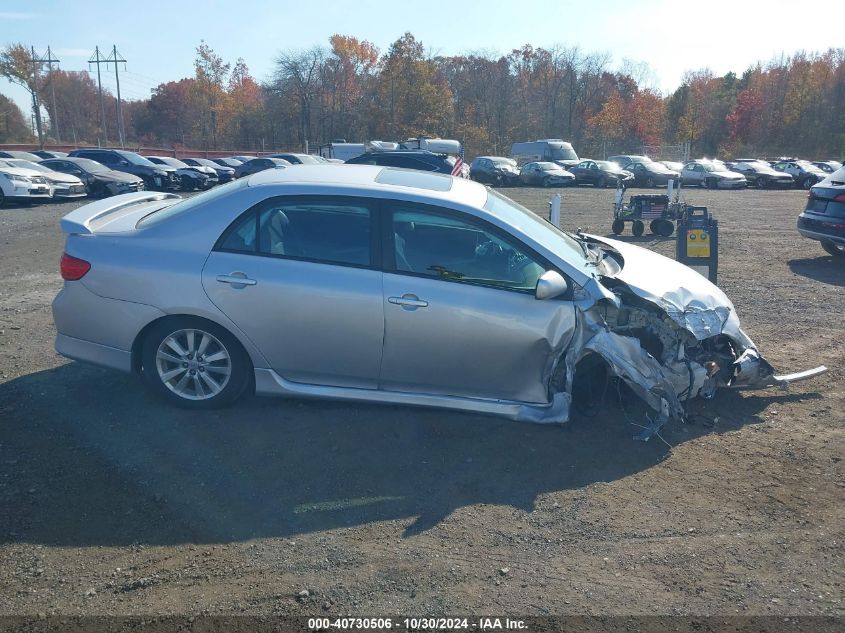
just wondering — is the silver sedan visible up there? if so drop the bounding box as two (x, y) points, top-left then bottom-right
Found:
(53, 165), (824, 440)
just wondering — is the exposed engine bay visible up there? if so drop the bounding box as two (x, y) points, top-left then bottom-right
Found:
(520, 234), (827, 441)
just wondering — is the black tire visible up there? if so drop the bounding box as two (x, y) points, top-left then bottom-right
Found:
(656, 219), (674, 237)
(632, 220), (645, 237)
(705, 178), (715, 189)
(757, 177), (768, 189)
(141, 317), (252, 409)
(595, 176), (606, 188)
(543, 177), (552, 188)
(802, 177), (815, 190)
(821, 240), (845, 258)
(611, 219), (625, 235)
(645, 176), (656, 188)
(0, 188), (5, 208)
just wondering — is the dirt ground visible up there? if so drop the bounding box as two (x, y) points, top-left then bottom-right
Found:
(0, 184), (842, 619)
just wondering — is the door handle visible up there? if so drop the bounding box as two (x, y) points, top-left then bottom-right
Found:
(388, 294), (428, 309)
(216, 274), (257, 286)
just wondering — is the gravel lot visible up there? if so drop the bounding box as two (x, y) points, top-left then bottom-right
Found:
(0, 184), (842, 618)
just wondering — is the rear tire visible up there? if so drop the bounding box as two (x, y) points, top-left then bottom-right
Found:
(802, 177), (815, 190)
(141, 317), (251, 409)
(821, 240), (845, 258)
(0, 188), (5, 208)
(596, 176), (606, 188)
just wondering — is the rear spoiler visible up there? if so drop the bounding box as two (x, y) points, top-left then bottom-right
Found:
(60, 191), (182, 235)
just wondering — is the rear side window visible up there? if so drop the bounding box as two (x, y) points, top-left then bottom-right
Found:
(217, 197), (374, 268)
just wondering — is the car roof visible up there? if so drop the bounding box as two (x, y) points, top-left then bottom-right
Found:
(246, 164), (486, 207)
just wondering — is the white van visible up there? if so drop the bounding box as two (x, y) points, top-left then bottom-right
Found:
(400, 138), (462, 155)
(511, 139), (579, 168)
(319, 143), (367, 162)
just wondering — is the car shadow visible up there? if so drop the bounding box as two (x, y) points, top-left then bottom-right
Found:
(0, 362), (821, 546)
(787, 257), (845, 287)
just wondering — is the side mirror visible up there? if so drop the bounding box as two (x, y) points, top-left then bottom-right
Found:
(535, 270), (568, 300)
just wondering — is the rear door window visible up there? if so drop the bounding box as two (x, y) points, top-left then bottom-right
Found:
(216, 197), (376, 268)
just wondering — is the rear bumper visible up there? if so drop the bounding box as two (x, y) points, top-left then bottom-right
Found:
(55, 333), (131, 372)
(798, 227), (845, 246)
(52, 281), (166, 371)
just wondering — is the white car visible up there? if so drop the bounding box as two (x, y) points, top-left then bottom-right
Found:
(4, 159), (87, 199)
(0, 161), (53, 206)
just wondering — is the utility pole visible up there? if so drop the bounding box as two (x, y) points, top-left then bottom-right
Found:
(107, 45), (127, 148)
(42, 47), (61, 143)
(89, 47), (108, 145)
(26, 46), (45, 149)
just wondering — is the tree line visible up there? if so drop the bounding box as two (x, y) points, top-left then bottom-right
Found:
(1, 34), (843, 159)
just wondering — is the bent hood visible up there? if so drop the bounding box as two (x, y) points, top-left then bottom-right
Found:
(585, 234), (737, 341)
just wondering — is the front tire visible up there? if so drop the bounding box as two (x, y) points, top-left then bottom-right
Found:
(802, 177), (815, 190)
(141, 317), (251, 409)
(645, 176), (656, 188)
(821, 240), (845, 258)
(611, 218), (625, 235)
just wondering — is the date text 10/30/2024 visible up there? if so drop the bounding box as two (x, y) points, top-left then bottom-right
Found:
(307, 618), (527, 630)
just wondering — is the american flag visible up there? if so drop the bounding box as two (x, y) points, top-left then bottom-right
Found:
(451, 145), (465, 177)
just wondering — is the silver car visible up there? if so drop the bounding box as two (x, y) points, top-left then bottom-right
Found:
(53, 166), (824, 439)
(681, 160), (747, 189)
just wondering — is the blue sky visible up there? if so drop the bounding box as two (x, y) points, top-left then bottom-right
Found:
(2, 0), (841, 116)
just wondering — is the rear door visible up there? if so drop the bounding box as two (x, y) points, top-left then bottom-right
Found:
(202, 196), (384, 388)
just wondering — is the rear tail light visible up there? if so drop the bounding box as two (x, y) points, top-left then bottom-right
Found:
(60, 253), (91, 281)
(834, 193), (845, 202)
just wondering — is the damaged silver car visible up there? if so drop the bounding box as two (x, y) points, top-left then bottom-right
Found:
(52, 166), (826, 438)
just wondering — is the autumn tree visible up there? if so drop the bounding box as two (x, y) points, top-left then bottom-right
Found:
(374, 33), (453, 139)
(37, 71), (102, 144)
(0, 43), (45, 146)
(193, 41), (230, 149)
(0, 93), (32, 142)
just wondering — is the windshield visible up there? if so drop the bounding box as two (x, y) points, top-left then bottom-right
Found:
(119, 152), (156, 167)
(73, 158), (108, 173)
(9, 160), (49, 172)
(491, 157), (516, 166)
(537, 162), (558, 171)
(164, 158), (189, 168)
(596, 161), (617, 170)
(484, 189), (592, 279)
(549, 146), (578, 161)
(294, 155), (322, 164)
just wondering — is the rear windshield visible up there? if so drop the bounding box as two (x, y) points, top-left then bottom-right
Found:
(136, 179), (246, 228)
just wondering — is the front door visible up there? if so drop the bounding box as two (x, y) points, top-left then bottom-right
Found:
(379, 202), (577, 404)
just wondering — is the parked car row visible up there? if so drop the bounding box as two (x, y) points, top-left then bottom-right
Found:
(0, 149), (306, 207)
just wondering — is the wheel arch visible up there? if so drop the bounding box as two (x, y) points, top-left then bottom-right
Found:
(130, 313), (259, 382)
